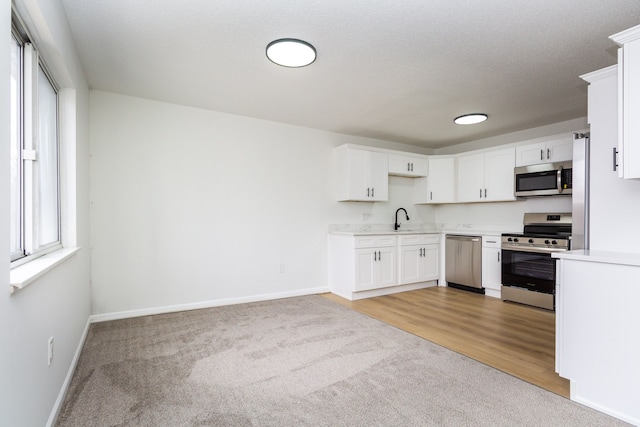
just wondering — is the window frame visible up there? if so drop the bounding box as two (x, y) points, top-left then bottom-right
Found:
(10, 11), (62, 268)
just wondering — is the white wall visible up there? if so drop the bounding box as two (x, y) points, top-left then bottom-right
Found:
(0, 0), (91, 426)
(89, 91), (436, 315)
(435, 197), (573, 233)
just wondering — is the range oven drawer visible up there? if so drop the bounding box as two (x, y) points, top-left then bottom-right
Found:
(502, 285), (555, 311)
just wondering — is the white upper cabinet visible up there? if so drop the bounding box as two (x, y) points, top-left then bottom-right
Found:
(611, 24), (640, 180)
(515, 135), (573, 166)
(414, 156), (455, 204)
(457, 147), (516, 203)
(388, 154), (428, 177)
(335, 146), (388, 201)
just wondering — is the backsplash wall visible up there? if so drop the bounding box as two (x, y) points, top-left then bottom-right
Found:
(434, 196), (573, 233)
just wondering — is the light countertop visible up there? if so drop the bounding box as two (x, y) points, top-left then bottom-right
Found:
(328, 224), (514, 237)
(553, 249), (640, 267)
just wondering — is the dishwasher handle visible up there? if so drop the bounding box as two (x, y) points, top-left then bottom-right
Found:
(446, 235), (481, 242)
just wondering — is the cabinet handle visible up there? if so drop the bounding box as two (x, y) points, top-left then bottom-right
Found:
(613, 147), (619, 171)
(373, 251), (377, 261)
(484, 188), (487, 198)
(407, 162), (411, 171)
(371, 188), (374, 197)
(367, 188), (370, 197)
(498, 252), (500, 262)
(429, 191), (433, 201)
(411, 163), (414, 171)
(378, 251), (381, 260)
(479, 189), (482, 198)
(547, 148), (550, 159)
(540, 149), (544, 161)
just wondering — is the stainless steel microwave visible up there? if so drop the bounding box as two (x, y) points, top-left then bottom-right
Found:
(514, 162), (572, 197)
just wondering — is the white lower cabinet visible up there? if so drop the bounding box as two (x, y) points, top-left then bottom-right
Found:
(555, 253), (640, 425)
(398, 235), (439, 285)
(481, 235), (502, 298)
(328, 233), (440, 300)
(355, 246), (396, 291)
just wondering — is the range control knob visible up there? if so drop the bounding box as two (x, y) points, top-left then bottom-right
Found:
(551, 240), (558, 245)
(544, 240), (551, 245)
(513, 238), (519, 243)
(528, 239), (534, 244)
(507, 237), (513, 242)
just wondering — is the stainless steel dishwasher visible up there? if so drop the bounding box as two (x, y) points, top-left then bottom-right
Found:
(445, 235), (483, 292)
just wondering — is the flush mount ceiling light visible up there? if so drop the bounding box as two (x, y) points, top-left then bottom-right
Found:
(266, 38), (316, 67)
(454, 113), (488, 125)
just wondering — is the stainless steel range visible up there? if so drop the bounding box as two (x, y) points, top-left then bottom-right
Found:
(501, 213), (572, 310)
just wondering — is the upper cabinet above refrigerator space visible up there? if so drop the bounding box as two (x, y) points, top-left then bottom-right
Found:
(515, 135), (573, 167)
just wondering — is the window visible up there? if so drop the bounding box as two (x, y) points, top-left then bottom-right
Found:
(10, 14), (61, 266)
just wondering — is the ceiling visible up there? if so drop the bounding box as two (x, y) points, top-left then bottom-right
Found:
(60, 0), (640, 149)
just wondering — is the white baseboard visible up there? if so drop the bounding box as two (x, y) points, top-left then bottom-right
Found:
(90, 286), (331, 323)
(46, 317), (92, 427)
(334, 281), (436, 301)
(572, 391), (639, 426)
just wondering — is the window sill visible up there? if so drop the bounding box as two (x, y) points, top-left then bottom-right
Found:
(9, 247), (81, 294)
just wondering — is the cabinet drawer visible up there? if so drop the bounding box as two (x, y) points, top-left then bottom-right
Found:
(399, 234), (440, 246)
(355, 235), (397, 248)
(482, 235), (501, 248)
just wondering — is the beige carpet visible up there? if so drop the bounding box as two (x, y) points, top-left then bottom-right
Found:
(56, 295), (627, 426)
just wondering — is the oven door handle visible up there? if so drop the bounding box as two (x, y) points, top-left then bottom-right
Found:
(502, 245), (567, 254)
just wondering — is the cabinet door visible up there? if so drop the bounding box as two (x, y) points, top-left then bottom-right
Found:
(399, 245), (439, 285)
(422, 245), (439, 281)
(398, 245), (421, 285)
(355, 247), (396, 291)
(484, 147), (516, 201)
(369, 151), (389, 201)
(481, 247), (501, 291)
(355, 249), (376, 291)
(416, 157), (455, 203)
(377, 247), (396, 288)
(456, 152), (485, 202)
(337, 149), (389, 201)
(388, 154), (428, 177)
(346, 149), (370, 200)
(547, 136), (573, 162)
(618, 36), (640, 179)
(515, 142), (547, 166)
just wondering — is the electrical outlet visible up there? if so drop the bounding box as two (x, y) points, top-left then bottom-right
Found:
(361, 213), (372, 221)
(278, 263), (286, 274)
(48, 337), (54, 366)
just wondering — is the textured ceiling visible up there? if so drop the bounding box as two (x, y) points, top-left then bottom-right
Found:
(60, 0), (640, 149)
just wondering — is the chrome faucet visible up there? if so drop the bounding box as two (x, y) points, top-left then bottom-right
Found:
(394, 208), (409, 230)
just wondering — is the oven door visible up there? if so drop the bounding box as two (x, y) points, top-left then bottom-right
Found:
(501, 248), (562, 294)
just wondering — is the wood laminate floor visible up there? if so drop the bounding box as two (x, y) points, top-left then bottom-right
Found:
(322, 286), (570, 398)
